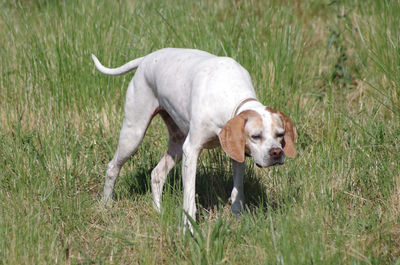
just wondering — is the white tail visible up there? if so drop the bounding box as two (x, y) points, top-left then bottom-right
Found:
(91, 54), (144, 76)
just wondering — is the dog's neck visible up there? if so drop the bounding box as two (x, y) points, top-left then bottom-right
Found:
(233, 98), (263, 117)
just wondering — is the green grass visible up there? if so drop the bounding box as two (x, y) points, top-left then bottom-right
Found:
(1, 0), (399, 264)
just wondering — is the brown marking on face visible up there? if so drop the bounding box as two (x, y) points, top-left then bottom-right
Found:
(266, 107), (297, 158)
(270, 113), (283, 133)
(245, 111), (264, 131)
(218, 110), (261, 162)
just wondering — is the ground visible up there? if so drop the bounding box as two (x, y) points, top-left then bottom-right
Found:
(0, 0), (399, 264)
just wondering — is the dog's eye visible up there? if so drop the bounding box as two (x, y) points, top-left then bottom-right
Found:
(276, 132), (285, 138)
(251, 134), (262, 140)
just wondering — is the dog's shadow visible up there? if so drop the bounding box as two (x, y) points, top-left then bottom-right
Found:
(115, 149), (278, 213)
(194, 154), (271, 212)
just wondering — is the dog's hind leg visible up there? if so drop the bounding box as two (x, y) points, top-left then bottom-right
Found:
(151, 111), (186, 212)
(102, 79), (158, 204)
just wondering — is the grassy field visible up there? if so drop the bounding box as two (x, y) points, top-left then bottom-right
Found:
(1, 0), (399, 264)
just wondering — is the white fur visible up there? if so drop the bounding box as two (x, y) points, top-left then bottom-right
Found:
(92, 48), (286, 232)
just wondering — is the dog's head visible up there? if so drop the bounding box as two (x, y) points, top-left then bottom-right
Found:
(218, 107), (297, 167)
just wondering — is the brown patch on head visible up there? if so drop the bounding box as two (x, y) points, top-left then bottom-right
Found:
(266, 107), (297, 158)
(270, 112), (283, 132)
(218, 110), (261, 162)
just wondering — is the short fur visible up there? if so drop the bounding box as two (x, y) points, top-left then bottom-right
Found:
(92, 48), (297, 232)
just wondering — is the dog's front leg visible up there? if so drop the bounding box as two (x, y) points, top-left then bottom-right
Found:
(231, 160), (245, 215)
(181, 139), (201, 233)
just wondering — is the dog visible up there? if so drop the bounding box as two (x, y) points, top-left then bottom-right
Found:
(92, 48), (297, 232)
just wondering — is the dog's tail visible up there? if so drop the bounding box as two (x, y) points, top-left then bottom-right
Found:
(91, 54), (144, 76)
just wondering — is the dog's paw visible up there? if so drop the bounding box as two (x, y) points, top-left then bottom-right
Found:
(100, 196), (113, 208)
(231, 200), (244, 216)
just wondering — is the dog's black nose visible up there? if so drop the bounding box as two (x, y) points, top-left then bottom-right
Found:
(269, 147), (283, 159)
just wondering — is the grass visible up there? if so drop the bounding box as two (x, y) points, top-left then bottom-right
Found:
(0, 0), (399, 264)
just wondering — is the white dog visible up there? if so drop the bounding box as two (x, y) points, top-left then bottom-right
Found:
(92, 48), (297, 231)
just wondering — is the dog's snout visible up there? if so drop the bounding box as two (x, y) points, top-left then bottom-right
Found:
(269, 147), (283, 159)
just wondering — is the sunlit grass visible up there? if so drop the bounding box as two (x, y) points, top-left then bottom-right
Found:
(0, 0), (399, 264)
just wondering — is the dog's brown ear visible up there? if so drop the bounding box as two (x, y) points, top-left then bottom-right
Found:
(218, 112), (248, 163)
(266, 107), (297, 158)
(280, 112), (297, 158)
